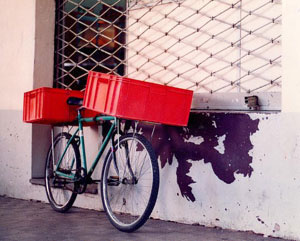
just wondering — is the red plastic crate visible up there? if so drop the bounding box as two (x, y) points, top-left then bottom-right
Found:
(23, 87), (94, 124)
(83, 72), (193, 126)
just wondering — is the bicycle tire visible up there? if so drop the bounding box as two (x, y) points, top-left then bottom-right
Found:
(101, 133), (159, 232)
(45, 132), (80, 212)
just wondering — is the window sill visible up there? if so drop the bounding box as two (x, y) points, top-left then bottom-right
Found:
(30, 178), (98, 195)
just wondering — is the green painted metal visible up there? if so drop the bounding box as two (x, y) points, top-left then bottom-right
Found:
(55, 128), (79, 173)
(55, 111), (117, 183)
(70, 157), (76, 172)
(55, 170), (75, 180)
(81, 116), (115, 123)
(78, 111), (87, 170)
(87, 121), (116, 176)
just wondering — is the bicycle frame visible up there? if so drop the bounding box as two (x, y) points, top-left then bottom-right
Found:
(54, 110), (117, 181)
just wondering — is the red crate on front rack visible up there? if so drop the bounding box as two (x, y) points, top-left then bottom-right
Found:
(83, 71), (193, 126)
(23, 87), (96, 125)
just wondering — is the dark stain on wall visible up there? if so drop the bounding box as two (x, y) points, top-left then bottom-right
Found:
(131, 112), (260, 202)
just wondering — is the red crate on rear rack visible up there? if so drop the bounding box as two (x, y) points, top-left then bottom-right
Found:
(23, 87), (94, 125)
(83, 72), (193, 126)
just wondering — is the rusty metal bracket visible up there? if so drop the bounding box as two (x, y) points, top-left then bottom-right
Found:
(245, 96), (260, 110)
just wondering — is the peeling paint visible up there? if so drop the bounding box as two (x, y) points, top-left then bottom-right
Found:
(214, 134), (226, 154)
(274, 223), (280, 232)
(184, 135), (204, 145)
(134, 112), (260, 202)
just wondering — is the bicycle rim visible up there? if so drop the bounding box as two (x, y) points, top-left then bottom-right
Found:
(101, 133), (159, 232)
(45, 132), (80, 212)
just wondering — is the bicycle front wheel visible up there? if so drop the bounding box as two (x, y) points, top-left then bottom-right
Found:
(101, 133), (159, 232)
(45, 132), (80, 212)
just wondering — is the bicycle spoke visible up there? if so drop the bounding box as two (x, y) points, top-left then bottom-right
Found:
(101, 133), (159, 232)
(45, 132), (80, 213)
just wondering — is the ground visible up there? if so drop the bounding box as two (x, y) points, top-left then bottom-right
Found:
(0, 196), (289, 241)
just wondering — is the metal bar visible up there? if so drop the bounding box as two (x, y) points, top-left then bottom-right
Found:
(55, 170), (75, 180)
(87, 121), (116, 177)
(55, 128), (79, 173)
(51, 126), (55, 167)
(80, 115), (115, 123)
(77, 110), (87, 170)
(54, 0), (281, 109)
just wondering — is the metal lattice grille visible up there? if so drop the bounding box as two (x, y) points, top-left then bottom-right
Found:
(54, 0), (281, 95)
(54, 0), (127, 90)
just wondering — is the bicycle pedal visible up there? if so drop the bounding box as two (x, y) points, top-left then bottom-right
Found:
(107, 176), (120, 186)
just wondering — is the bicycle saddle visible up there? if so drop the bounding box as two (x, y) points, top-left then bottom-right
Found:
(67, 97), (83, 106)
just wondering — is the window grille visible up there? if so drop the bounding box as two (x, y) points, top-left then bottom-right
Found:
(54, 0), (127, 90)
(54, 0), (281, 107)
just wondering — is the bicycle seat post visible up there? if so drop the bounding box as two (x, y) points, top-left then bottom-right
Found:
(51, 126), (55, 166)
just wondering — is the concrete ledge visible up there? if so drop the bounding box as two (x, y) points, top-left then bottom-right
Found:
(30, 178), (98, 194)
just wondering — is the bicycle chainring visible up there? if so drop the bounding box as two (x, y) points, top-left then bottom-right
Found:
(75, 167), (87, 194)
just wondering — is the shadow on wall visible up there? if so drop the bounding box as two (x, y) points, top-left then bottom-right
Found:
(136, 112), (260, 202)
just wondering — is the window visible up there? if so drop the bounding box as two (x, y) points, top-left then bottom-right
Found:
(54, 0), (126, 90)
(54, 0), (281, 111)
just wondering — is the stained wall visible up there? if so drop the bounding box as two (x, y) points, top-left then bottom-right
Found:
(1, 0), (300, 240)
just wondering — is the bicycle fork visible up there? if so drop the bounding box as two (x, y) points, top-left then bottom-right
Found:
(108, 130), (137, 186)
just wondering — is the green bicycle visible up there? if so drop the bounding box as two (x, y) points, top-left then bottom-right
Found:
(44, 97), (159, 232)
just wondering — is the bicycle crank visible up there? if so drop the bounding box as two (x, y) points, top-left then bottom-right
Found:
(75, 167), (88, 194)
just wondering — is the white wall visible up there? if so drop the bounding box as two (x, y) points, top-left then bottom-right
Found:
(282, 0), (300, 112)
(1, 0), (300, 240)
(0, 0), (44, 199)
(0, 0), (107, 208)
(0, 0), (35, 110)
(151, 113), (300, 239)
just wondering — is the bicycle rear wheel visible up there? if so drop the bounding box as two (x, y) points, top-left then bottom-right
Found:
(101, 133), (159, 232)
(45, 132), (80, 212)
